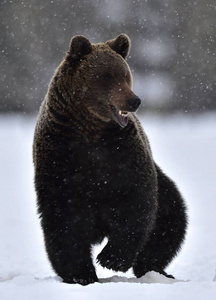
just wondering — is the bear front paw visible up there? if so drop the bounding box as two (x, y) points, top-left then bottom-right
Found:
(62, 271), (98, 286)
(97, 244), (133, 272)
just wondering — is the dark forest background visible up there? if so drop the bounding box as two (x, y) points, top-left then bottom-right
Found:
(1, 0), (216, 115)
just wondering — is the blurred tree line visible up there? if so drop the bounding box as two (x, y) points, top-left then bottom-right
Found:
(1, 0), (216, 114)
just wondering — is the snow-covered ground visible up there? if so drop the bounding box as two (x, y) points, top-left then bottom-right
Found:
(0, 113), (216, 299)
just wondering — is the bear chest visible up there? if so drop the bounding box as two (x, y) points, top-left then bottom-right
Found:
(67, 133), (153, 205)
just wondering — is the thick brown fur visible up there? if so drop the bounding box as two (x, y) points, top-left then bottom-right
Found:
(33, 34), (187, 285)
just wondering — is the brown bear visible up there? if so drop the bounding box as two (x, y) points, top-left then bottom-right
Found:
(33, 34), (187, 285)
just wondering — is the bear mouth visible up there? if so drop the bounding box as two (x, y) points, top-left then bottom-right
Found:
(112, 106), (129, 127)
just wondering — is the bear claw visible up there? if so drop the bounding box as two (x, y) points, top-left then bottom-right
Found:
(63, 276), (98, 285)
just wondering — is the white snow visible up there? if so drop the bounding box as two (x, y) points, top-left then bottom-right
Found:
(0, 113), (216, 299)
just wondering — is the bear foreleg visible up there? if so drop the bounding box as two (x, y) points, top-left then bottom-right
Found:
(97, 192), (157, 273)
(41, 213), (98, 285)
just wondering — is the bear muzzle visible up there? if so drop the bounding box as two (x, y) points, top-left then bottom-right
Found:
(128, 96), (141, 111)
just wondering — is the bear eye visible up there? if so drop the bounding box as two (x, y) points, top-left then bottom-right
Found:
(103, 72), (113, 83)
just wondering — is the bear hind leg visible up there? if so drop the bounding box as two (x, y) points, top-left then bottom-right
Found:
(133, 165), (187, 279)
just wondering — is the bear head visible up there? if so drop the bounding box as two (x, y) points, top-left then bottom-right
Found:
(58, 34), (141, 128)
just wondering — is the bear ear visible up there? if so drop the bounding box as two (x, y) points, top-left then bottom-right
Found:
(67, 35), (92, 61)
(107, 34), (131, 59)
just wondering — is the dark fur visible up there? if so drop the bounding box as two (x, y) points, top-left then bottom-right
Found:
(33, 34), (187, 285)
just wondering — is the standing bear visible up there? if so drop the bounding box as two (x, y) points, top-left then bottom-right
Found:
(33, 34), (187, 285)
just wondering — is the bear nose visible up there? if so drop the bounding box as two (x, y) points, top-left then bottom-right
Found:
(128, 96), (141, 111)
